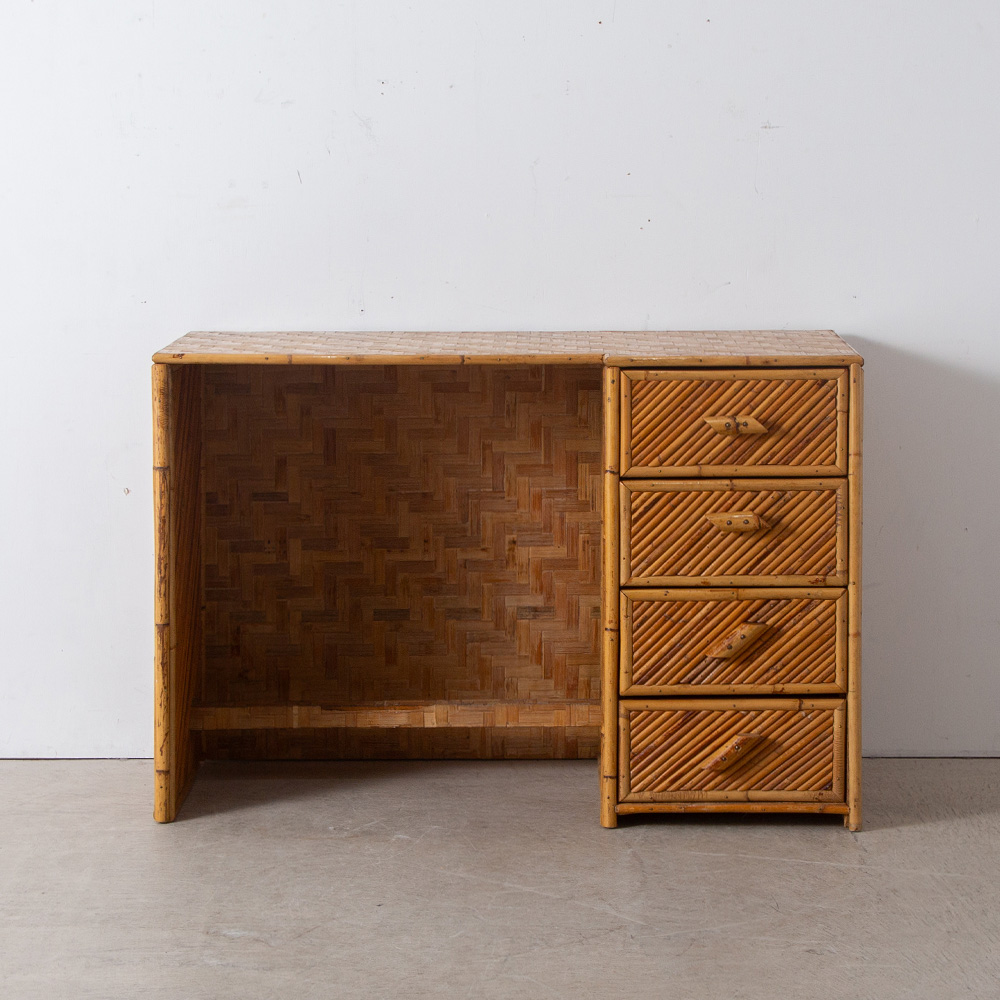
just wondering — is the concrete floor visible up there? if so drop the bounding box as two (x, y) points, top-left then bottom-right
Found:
(1, 760), (998, 999)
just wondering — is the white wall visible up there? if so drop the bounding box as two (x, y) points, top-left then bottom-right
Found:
(2, 1), (998, 757)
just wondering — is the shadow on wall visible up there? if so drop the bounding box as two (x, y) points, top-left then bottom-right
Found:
(850, 337), (1000, 757)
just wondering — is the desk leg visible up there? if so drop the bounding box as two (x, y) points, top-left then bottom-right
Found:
(153, 364), (202, 822)
(846, 363), (863, 831)
(601, 366), (620, 828)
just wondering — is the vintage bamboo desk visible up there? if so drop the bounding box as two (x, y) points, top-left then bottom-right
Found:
(152, 331), (862, 829)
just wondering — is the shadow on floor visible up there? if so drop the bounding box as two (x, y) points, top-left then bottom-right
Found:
(173, 758), (1000, 832)
(858, 757), (1000, 832)
(174, 758), (541, 822)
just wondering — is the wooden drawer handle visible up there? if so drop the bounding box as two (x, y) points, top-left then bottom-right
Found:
(705, 511), (767, 533)
(705, 622), (770, 659)
(703, 414), (768, 436)
(702, 732), (765, 772)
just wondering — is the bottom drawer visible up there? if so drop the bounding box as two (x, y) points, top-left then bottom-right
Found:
(619, 698), (845, 803)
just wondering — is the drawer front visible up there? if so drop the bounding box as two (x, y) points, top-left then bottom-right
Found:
(622, 589), (846, 695)
(619, 699), (845, 802)
(622, 369), (848, 477)
(621, 479), (847, 586)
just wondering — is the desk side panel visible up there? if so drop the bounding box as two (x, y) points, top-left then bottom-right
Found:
(153, 364), (203, 822)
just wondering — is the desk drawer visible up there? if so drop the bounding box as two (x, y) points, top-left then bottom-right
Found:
(622, 589), (846, 695)
(622, 369), (848, 477)
(619, 699), (845, 803)
(621, 479), (847, 586)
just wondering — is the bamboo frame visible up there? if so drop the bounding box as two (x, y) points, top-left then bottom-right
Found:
(846, 363), (863, 830)
(152, 365), (170, 820)
(619, 588), (847, 696)
(620, 368), (849, 478)
(600, 366), (621, 828)
(150, 333), (863, 829)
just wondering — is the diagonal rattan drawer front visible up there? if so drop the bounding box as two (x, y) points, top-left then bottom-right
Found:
(621, 369), (848, 477)
(619, 699), (845, 803)
(621, 479), (847, 586)
(621, 588), (846, 695)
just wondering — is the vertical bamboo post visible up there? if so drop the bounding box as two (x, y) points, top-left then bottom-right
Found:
(601, 366), (621, 828)
(152, 364), (173, 822)
(846, 363), (863, 831)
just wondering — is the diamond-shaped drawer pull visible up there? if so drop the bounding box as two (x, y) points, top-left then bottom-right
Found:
(705, 622), (771, 659)
(705, 511), (767, 533)
(702, 732), (766, 772)
(703, 414), (768, 436)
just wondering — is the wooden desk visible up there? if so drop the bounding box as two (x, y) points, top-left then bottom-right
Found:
(153, 331), (862, 828)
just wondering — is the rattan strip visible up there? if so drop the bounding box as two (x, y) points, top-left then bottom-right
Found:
(198, 726), (599, 760)
(155, 330), (861, 365)
(627, 373), (843, 472)
(200, 364), (603, 715)
(191, 701), (602, 730)
(626, 483), (843, 582)
(627, 595), (841, 690)
(616, 801), (850, 815)
(626, 707), (838, 795)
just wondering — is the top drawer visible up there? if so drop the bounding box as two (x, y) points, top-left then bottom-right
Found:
(621, 369), (848, 477)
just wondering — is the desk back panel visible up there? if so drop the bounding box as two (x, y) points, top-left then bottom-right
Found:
(196, 364), (603, 758)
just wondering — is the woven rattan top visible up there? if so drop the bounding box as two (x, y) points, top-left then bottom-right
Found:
(153, 330), (861, 366)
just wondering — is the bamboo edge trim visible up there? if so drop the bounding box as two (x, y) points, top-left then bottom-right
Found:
(156, 353), (866, 370)
(600, 366), (621, 828)
(152, 365), (172, 822)
(623, 367), (849, 381)
(616, 802), (851, 815)
(190, 702), (602, 730)
(847, 363), (863, 831)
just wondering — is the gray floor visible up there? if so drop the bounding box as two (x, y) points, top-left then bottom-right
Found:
(1, 759), (998, 999)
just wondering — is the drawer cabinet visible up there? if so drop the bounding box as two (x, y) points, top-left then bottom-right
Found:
(601, 351), (861, 830)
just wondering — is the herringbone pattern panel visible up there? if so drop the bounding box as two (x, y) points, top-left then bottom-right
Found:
(625, 483), (845, 583)
(626, 372), (844, 473)
(200, 365), (602, 713)
(622, 704), (843, 800)
(626, 594), (843, 692)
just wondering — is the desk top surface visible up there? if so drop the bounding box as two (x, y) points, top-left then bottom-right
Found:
(153, 330), (861, 367)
